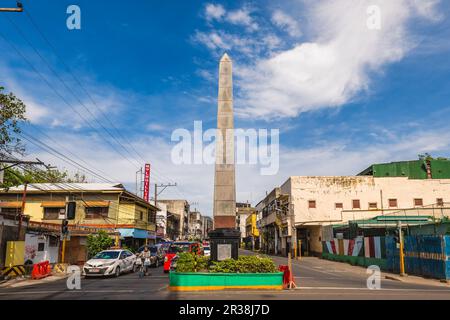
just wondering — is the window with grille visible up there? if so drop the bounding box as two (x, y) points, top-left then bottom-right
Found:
(437, 198), (444, 206)
(389, 199), (398, 208)
(335, 203), (343, 209)
(368, 202), (377, 209)
(352, 200), (360, 209)
(0, 207), (20, 214)
(414, 198), (423, 206)
(308, 200), (316, 208)
(85, 207), (109, 219)
(43, 207), (64, 220)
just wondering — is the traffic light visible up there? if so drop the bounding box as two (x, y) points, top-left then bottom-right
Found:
(66, 201), (76, 220)
(62, 219), (69, 235)
(393, 229), (400, 243)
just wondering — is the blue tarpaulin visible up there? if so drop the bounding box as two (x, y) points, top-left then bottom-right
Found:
(118, 228), (149, 239)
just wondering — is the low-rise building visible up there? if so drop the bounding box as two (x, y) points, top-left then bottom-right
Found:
(257, 172), (450, 257)
(244, 211), (259, 250)
(0, 183), (159, 264)
(236, 202), (255, 241)
(157, 200), (189, 240)
(189, 210), (203, 239)
(201, 216), (213, 240)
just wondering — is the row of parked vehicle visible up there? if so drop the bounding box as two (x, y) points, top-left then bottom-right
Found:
(82, 241), (210, 277)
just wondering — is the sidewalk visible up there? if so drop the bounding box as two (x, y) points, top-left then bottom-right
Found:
(0, 274), (69, 289)
(242, 249), (450, 288)
(293, 256), (450, 288)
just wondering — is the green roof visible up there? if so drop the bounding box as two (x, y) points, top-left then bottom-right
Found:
(357, 159), (450, 179)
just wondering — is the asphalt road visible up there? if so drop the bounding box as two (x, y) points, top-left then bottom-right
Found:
(1, 250), (450, 300)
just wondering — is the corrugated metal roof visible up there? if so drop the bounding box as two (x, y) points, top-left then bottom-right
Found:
(2, 183), (125, 192)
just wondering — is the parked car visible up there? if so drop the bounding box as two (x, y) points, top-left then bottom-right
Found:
(158, 242), (172, 254)
(83, 249), (136, 277)
(137, 245), (164, 267)
(203, 245), (210, 257)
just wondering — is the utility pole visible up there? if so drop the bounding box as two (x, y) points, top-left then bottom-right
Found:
(154, 183), (177, 207)
(135, 167), (142, 197)
(287, 201), (297, 289)
(154, 183), (177, 239)
(398, 221), (407, 277)
(0, 1), (23, 12)
(16, 182), (28, 240)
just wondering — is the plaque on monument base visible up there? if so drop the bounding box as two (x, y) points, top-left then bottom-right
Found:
(208, 228), (240, 262)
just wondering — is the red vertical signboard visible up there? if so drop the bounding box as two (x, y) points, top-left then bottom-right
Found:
(143, 163), (150, 202)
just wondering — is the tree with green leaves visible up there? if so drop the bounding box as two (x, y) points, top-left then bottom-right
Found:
(0, 87), (89, 187)
(86, 230), (114, 258)
(0, 86), (27, 157)
(1, 166), (88, 188)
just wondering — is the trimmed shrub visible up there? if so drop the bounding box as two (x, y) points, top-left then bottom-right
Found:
(209, 255), (277, 273)
(175, 252), (209, 272)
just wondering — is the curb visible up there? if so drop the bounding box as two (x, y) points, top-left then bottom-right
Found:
(385, 275), (403, 282)
(0, 274), (69, 289)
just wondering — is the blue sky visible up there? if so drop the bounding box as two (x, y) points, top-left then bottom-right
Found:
(1, 0), (450, 215)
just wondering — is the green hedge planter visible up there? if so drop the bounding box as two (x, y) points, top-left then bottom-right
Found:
(169, 272), (284, 291)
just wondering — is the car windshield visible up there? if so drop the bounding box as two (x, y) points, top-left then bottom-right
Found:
(93, 251), (119, 259)
(204, 247), (210, 250)
(168, 244), (190, 253)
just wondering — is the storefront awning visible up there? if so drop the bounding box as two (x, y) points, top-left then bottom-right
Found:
(0, 201), (22, 208)
(118, 228), (149, 239)
(84, 201), (110, 207)
(41, 201), (66, 208)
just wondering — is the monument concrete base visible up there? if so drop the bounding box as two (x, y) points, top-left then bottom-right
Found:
(208, 228), (240, 262)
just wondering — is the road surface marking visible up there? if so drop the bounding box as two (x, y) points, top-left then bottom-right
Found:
(0, 289), (134, 295)
(296, 286), (450, 292)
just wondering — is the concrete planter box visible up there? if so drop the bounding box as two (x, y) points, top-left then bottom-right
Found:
(169, 272), (284, 291)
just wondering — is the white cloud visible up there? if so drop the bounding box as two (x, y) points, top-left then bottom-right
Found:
(146, 123), (165, 132)
(192, 31), (230, 52)
(226, 8), (258, 31)
(271, 10), (301, 37)
(196, 69), (215, 82)
(236, 0), (442, 119)
(205, 4), (225, 21)
(203, 4), (258, 32)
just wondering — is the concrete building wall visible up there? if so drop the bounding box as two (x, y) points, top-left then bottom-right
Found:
(286, 176), (450, 255)
(158, 200), (189, 239)
(25, 233), (59, 264)
(289, 176), (450, 224)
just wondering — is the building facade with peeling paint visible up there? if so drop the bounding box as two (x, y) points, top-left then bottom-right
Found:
(257, 175), (450, 256)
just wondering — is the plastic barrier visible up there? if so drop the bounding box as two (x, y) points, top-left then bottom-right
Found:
(31, 261), (52, 280)
(51, 263), (68, 274)
(278, 265), (295, 289)
(0, 265), (26, 280)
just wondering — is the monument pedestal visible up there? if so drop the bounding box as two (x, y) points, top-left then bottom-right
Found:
(208, 228), (240, 262)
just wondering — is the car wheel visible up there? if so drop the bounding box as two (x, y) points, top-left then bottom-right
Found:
(115, 266), (121, 277)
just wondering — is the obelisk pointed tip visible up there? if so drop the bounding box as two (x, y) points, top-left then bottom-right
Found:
(220, 53), (231, 62)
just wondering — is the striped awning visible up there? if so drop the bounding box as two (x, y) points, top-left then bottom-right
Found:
(0, 201), (22, 208)
(84, 201), (110, 207)
(41, 201), (66, 208)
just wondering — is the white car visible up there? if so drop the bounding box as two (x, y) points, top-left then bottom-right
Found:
(203, 246), (210, 257)
(83, 249), (136, 277)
